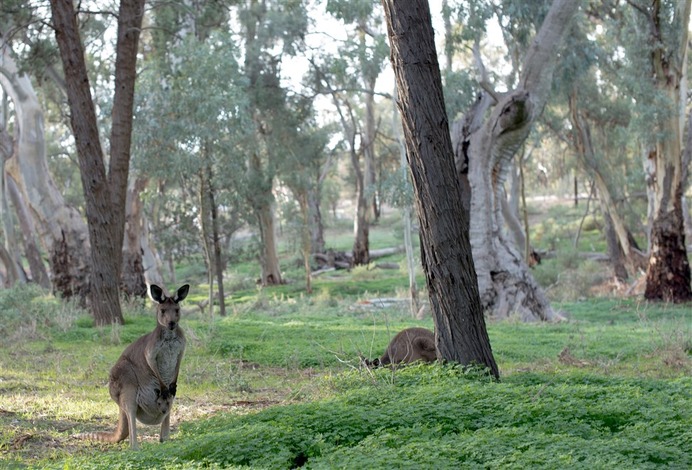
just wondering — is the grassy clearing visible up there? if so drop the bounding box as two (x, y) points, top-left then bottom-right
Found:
(1, 207), (691, 468)
(0, 285), (689, 469)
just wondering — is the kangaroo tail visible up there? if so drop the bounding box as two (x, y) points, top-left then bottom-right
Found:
(74, 409), (129, 443)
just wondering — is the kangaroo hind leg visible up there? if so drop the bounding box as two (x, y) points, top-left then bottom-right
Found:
(118, 387), (139, 449)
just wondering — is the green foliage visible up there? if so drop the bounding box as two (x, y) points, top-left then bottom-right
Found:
(528, 201), (627, 301)
(1, 286), (690, 469)
(57, 364), (691, 469)
(0, 285), (86, 345)
(379, 166), (414, 208)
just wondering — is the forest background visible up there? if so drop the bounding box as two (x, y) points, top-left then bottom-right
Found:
(0, 0), (691, 468)
(2, 0), (692, 316)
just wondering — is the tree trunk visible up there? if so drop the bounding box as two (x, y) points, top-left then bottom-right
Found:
(501, 189), (527, 258)
(199, 169), (214, 314)
(352, 143), (370, 266)
(207, 166), (226, 316)
(6, 175), (51, 288)
(140, 214), (164, 287)
(642, 0), (692, 302)
(297, 191), (313, 294)
(121, 177), (147, 298)
(50, 0), (145, 325)
(568, 90), (647, 277)
(307, 187), (325, 254)
(0, 126), (38, 287)
(383, 0), (499, 379)
(0, 44), (90, 299)
(0, 244), (20, 286)
(393, 82), (419, 317)
(256, 197), (283, 285)
(362, 62), (378, 224)
(242, 1), (285, 286)
(324, 80), (370, 266)
(249, 153), (283, 286)
(0, 132), (23, 286)
(452, 0), (579, 321)
(603, 211), (629, 282)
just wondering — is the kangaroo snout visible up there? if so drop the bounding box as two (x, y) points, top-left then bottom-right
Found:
(167, 321), (177, 330)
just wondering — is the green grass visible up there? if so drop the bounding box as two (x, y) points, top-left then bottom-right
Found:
(1, 205), (691, 468)
(0, 285), (689, 469)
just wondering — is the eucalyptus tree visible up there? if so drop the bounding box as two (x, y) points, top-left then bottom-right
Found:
(542, 10), (647, 281)
(566, 87), (646, 280)
(622, 0), (692, 302)
(382, 0), (499, 378)
(5, 2), (153, 297)
(48, 0), (145, 325)
(239, 0), (309, 285)
(278, 112), (335, 292)
(0, 14), (90, 298)
(311, 0), (389, 266)
(134, 27), (250, 315)
(0, 119), (27, 286)
(447, 0), (580, 320)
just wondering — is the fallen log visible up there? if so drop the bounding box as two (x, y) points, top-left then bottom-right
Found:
(312, 246), (406, 271)
(375, 262), (400, 270)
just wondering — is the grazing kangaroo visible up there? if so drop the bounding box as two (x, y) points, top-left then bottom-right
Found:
(364, 327), (437, 367)
(76, 284), (189, 449)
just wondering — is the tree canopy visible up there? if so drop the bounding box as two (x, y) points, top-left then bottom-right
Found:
(0, 0), (691, 323)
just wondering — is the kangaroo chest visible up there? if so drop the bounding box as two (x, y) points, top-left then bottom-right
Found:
(150, 334), (185, 385)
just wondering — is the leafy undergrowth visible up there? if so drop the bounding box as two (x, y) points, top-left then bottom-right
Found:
(0, 287), (690, 469)
(55, 366), (691, 469)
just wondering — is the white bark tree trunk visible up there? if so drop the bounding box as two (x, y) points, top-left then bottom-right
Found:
(641, 0), (692, 302)
(7, 173), (51, 287)
(141, 216), (164, 287)
(0, 45), (90, 298)
(0, 125), (23, 285)
(453, 0), (581, 321)
(393, 82), (419, 317)
(121, 176), (148, 297)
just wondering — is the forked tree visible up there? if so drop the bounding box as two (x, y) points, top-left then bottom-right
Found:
(452, 0), (579, 321)
(382, 0), (499, 378)
(49, 0), (145, 325)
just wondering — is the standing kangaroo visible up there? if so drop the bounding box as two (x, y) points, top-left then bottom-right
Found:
(364, 327), (437, 367)
(76, 284), (189, 449)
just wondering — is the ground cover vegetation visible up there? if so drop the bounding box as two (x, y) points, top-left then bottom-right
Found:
(1, 212), (690, 469)
(1, 0), (691, 468)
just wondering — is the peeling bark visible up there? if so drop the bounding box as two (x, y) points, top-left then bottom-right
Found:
(645, 199), (692, 302)
(452, 0), (580, 321)
(640, 0), (692, 302)
(0, 43), (90, 299)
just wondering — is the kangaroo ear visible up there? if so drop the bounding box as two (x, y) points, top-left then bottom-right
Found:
(149, 284), (165, 303)
(173, 284), (190, 303)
